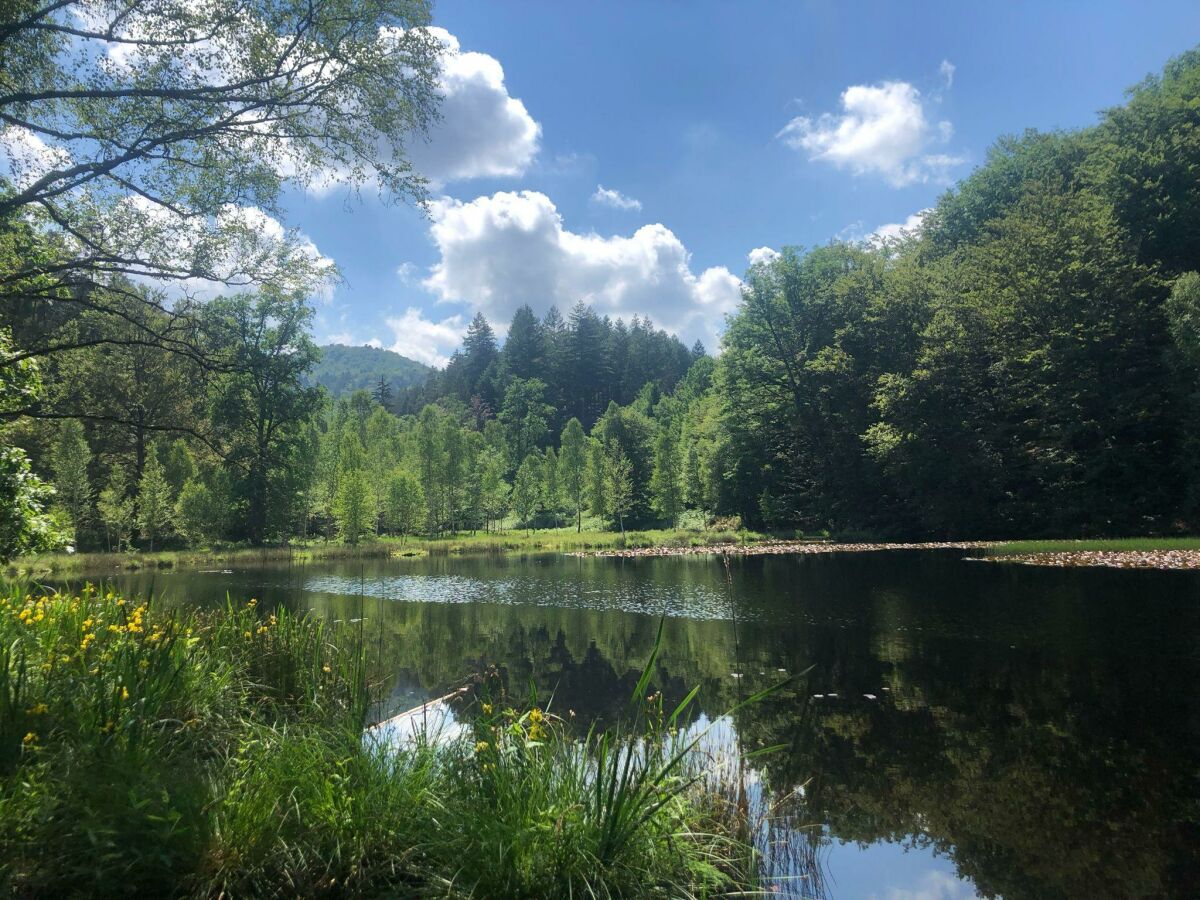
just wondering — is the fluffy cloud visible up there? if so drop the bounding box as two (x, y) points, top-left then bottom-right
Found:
(591, 185), (643, 211)
(777, 80), (962, 186)
(423, 190), (742, 350)
(385, 306), (467, 367)
(747, 246), (780, 266)
(870, 208), (932, 243)
(884, 870), (980, 900)
(407, 28), (540, 185)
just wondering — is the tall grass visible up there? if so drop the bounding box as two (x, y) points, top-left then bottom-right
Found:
(0, 583), (755, 897)
(6, 527), (774, 578)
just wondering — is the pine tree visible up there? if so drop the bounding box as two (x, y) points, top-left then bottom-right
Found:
(503, 305), (544, 381)
(137, 445), (173, 551)
(462, 312), (499, 401)
(372, 375), (393, 411)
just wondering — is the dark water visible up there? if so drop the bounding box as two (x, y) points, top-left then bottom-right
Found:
(82, 550), (1200, 899)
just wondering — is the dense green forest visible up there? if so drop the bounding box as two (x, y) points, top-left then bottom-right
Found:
(309, 344), (431, 399)
(4, 47), (1200, 555)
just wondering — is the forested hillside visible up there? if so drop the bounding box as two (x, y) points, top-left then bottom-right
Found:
(309, 344), (431, 399)
(4, 48), (1200, 553)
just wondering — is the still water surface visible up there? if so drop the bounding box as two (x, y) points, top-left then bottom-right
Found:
(91, 549), (1200, 899)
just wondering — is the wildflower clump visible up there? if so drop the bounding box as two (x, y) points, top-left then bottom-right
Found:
(0, 587), (752, 898)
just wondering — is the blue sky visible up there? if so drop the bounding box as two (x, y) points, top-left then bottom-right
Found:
(287, 1), (1200, 366)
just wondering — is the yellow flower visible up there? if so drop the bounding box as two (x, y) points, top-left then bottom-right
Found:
(247, 598), (258, 607)
(82, 618), (94, 628)
(120, 687), (130, 701)
(22, 732), (36, 745)
(243, 631), (252, 639)
(528, 708), (544, 724)
(139, 659), (150, 670)
(481, 703), (493, 715)
(475, 741), (490, 753)
(26, 703), (48, 715)
(322, 665), (331, 674)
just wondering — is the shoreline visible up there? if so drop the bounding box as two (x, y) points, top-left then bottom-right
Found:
(569, 540), (997, 558)
(979, 549), (1200, 570)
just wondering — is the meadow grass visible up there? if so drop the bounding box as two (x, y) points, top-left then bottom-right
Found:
(986, 537), (1200, 555)
(6, 524), (771, 578)
(0, 583), (754, 898)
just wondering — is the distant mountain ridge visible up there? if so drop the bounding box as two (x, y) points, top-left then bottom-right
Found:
(311, 344), (431, 398)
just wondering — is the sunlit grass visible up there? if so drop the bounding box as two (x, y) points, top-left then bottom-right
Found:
(6, 525), (772, 577)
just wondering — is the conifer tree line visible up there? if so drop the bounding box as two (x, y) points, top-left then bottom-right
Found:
(4, 47), (1200, 551)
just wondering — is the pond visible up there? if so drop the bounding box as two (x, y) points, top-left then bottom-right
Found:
(77, 549), (1200, 899)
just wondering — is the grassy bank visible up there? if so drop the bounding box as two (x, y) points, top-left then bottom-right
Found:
(0, 584), (753, 897)
(986, 537), (1200, 555)
(6, 526), (771, 578)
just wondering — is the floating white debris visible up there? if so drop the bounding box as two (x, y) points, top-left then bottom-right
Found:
(827, 692), (839, 698)
(812, 694), (825, 699)
(730, 672), (743, 679)
(863, 693), (877, 700)
(776, 668), (788, 673)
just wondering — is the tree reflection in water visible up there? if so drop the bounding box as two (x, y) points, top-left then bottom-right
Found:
(97, 550), (1200, 898)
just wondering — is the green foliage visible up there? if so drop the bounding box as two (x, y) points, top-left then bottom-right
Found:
(206, 291), (322, 545)
(382, 468), (424, 537)
(309, 344), (430, 399)
(0, 585), (749, 897)
(50, 420), (91, 546)
(513, 454), (543, 528)
(606, 445), (635, 535)
(560, 418), (587, 531)
(174, 478), (228, 547)
(96, 467), (135, 553)
(716, 48), (1200, 538)
(650, 427), (682, 526)
(333, 433), (374, 545)
(136, 445), (173, 551)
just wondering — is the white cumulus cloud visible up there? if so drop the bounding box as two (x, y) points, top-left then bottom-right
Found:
(870, 208), (932, 243)
(747, 246), (780, 266)
(407, 28), (541, 185)
(385, 306), (468, 367)
(591, 185), (642, 211)
(777, 80), (962, 187)
(423, 190), (742, 350)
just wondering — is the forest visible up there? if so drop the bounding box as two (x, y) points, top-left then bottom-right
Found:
(4, 45), (1200, 557)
